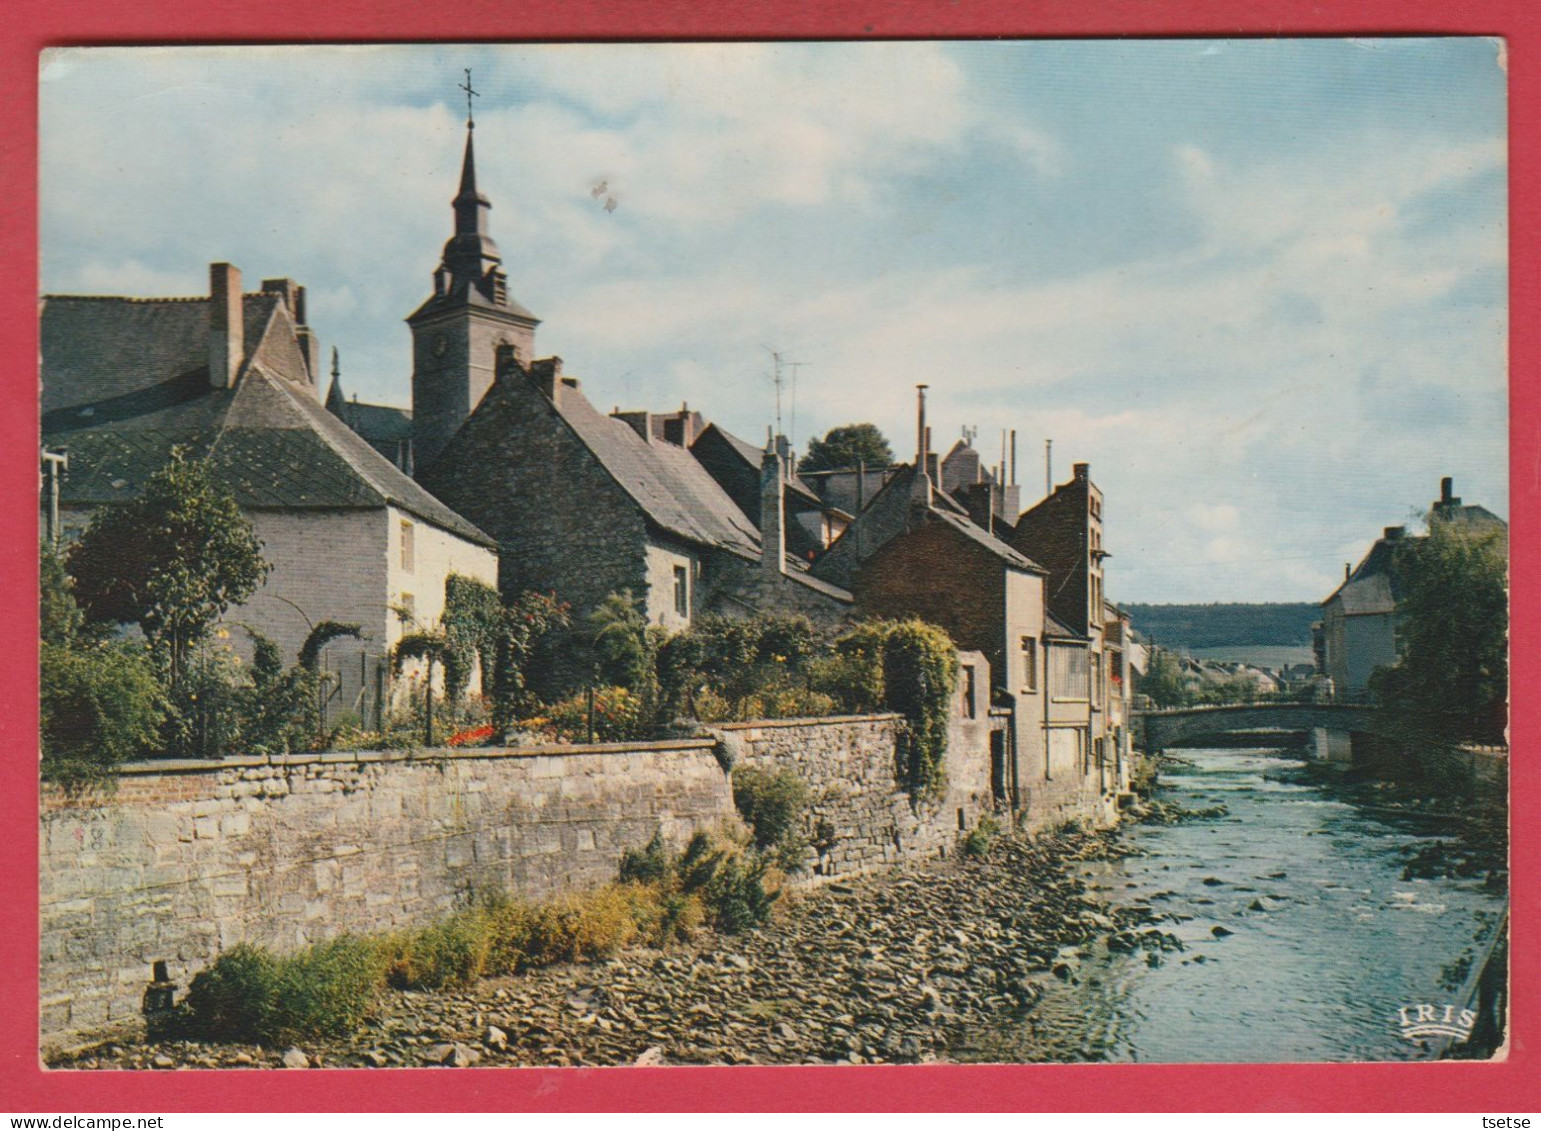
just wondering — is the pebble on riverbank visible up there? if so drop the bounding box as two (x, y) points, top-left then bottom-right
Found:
(48, 824), (1184, 1070)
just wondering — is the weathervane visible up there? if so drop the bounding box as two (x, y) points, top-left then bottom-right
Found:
(459, 67), (479, 128)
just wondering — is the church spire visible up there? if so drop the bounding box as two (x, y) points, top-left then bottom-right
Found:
(437, 68), (504, 296)
(325, 346), (347, 417)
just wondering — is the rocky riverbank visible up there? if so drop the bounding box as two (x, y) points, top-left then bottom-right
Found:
(50, 822), (1187, 1070)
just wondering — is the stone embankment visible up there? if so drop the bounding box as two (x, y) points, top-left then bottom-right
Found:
(51, 825), (1181, 1069)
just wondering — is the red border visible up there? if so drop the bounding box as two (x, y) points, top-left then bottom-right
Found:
(4, 0), (1537, 1113)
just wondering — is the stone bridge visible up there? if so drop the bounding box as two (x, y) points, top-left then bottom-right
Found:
(1135, 702), (1377, 751)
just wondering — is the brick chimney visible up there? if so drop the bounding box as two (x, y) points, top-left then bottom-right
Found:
(528, 355), (566, 408)
(208, 263), (243, 389)
(761, 444), (786, 573)
(964, 481), (997, 535)
(613, 409), (653, 442)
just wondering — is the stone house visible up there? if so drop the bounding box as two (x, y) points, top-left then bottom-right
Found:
(1320, 475), (1507, 699)
(390, 117), (851, 661)
(40, 262), (499, 726)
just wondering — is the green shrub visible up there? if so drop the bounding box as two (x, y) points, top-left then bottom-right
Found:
(543, 685), (651, 742)
(732, 766), (809, 861)
(882, 619), (958, 795)
(962, 814), (1002, 859)
(183, 937), (385, 1045)
(382, 907), (495, 991)
(40, 639), (167, 785)
(676, 830), (779, 933)
(524, 885), (641, 963)
(619, 831), (675, 885)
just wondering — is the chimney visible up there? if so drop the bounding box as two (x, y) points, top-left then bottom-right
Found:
(964, 481), (997, 535)
(613, 409), (653, 442)
(1010, 430), (1017, 486)
(761, 445), (786, 573)
(1073, 462), (1090, 481)
(263, 279), (320, 386)
(208, 263), (243, 389)
(1437, 476), (1461, 510)
(916, 385), (929, 467)
(1383, 526), (1406, 541)
(527, 355), (563, 406)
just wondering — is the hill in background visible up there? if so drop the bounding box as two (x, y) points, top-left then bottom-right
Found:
(1123, 603), (1318, 650)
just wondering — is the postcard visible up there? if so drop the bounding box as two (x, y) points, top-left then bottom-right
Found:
(26, 36), (1516, 1105)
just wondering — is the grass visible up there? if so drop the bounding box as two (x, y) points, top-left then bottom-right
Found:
(180, 828), (772, 1045)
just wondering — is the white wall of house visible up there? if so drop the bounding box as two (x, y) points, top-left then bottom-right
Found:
(385, 505), (500, 710)
(1004, 568), (1047, 796)
(239, 508), (389, 728)
(643, 539), (700, 632)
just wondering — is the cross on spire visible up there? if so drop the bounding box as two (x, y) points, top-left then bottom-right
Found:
(459, 68), (479, 128)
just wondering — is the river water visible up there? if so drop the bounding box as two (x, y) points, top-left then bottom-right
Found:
(965, 746), (1507, 1063)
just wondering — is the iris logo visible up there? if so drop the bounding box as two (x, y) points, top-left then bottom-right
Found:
(1397, 1003), (1476, 1043)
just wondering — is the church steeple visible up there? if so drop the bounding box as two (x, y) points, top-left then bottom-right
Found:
(408, 69), (541, 474)
(325, 346), (347, 416)
(440, 122), (504, 292)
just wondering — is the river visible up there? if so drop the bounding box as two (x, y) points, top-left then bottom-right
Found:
(961, 746), (1507, 1063)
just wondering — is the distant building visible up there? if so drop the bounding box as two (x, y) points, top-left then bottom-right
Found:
(1320, 476), (1507, 699)
(324, 349), (414, 474)
(40, 262), (499, 723)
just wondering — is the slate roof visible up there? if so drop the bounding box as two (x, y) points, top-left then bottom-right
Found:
(702, 423), (826, 507)
(1043, 612), (1088, 641)
(556, 387), (761, 558)
(1335, 572), (1396, 617)
(927, 506), (1043, 573)
(340, 400), (414, 444)
(40, 293), (494, 547)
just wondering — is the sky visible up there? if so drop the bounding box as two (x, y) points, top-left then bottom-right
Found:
(37, 40), (1509, 604)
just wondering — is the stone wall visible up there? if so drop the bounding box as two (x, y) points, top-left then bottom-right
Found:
(40, 741), (729, 1045)
(714, 707), (995, 880)
(39, 700), (1100, 1048)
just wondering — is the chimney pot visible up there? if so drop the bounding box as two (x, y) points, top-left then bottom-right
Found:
(1441, 476), (1454, 504)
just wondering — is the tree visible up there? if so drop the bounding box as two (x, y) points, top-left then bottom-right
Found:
(798, 423), (894, 474)
(586, 589), (653, 691)
(1371, 512), (1508, 745)
(40, 546), (166, 783)
(1140, 648), (1191, 708)
(66, 452), (270, 687)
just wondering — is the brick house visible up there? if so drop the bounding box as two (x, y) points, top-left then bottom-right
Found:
(1011, 462), (1121, 801)
(40, 262), (499, 726)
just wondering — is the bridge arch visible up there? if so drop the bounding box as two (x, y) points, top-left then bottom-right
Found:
(1136, 702), (1376, 750)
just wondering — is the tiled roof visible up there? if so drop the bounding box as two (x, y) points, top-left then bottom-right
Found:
(557, 388), (761, 558)
(40, 293), (494, 547)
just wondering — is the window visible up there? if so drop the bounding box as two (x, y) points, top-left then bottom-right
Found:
(1051, 644), (1090, 701)
(673, 564), (689, 617)
(400, 519), (415, 573)
(397, 592), (415, 627)
(1020, 636), (1038, 692)
(961, 664), (977, 718)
